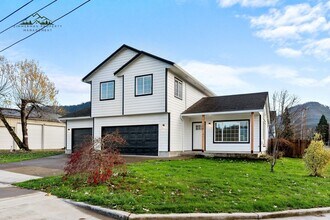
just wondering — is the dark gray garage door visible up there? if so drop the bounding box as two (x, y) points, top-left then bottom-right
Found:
(102, 125), (158, 156)
(72, 128), (92, 152)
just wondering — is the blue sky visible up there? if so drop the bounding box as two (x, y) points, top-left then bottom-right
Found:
(0, 0), (329, 106)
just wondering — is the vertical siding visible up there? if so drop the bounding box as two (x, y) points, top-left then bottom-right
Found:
(167, 70), (207, 152)
(122, 55), (170, 115)
(66, 119), (93, 150)
(93, 113), (168, 153)
(91, 48), (138, 117)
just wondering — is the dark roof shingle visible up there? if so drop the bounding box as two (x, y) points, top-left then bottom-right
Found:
(182, 92), (269, 114)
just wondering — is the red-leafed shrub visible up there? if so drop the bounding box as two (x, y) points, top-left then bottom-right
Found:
(64, 131), (127, 185)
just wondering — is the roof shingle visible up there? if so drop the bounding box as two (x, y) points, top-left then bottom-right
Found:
(182, 92), (269, 114)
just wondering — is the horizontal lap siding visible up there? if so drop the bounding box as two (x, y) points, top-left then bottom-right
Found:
(186, 113), (260, 152)
(122, 55), (169, 115)
(66, 119), (93, 150)
(168, 75), (206, 152)
(94, 113), (168, 152)
(167, 70), (185, 151)
(91, 48), (138, 117)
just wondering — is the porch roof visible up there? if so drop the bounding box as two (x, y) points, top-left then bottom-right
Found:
(182, 92), (268, 115)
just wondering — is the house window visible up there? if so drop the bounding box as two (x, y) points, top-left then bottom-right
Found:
(214, 120), (249, 143)
(174, 78), (182, 99)
(135, 74), (152, 96)
(100, 81), (115, 100)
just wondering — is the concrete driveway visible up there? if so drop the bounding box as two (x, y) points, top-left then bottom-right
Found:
(0, 154), (116, 220)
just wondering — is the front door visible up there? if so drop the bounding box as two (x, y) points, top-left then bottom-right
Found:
(192, 122), (203, 150)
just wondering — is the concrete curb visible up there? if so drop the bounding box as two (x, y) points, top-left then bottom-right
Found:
(64, 199), (330, 220)
(63, 199), (130, 220)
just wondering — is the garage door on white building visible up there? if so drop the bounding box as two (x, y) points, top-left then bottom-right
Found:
(44, 126), (65, 149)
(0, 127), (14, 150)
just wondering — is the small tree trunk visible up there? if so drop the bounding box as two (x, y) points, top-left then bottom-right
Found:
(20, 100), (29, 150)
(0, 110), (29, 151)
(270, 138), (278, 172)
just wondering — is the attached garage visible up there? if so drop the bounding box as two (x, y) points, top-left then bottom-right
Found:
(102, 125), (158, 156)
(71, 128), (93, 152)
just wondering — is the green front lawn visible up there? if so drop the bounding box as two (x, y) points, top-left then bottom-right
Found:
(0, 150), (64, 164)
(16, 158), (330, 214)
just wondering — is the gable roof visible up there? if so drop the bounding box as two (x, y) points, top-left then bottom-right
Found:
(82, 44), (215, 96)
(82, 44), (174, 82)
(182, 92), (269, 114)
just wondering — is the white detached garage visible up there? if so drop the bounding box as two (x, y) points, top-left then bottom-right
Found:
(0, 108), (65, 150)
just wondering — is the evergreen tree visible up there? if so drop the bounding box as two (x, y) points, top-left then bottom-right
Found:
(316, 115), (329, 144)
(282, 107), (294, 140)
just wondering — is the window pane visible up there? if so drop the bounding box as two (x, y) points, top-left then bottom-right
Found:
(174, 80), (178, 97)
(101, 83), (107, 99)
(223, 122), (239, 142)
(137, 77), (143, 95)
(143, 75), (152, 94)
(214, 122), (223, 142)
(108, 82), (114, 99)
(101, 81), (114, 100)
(178, 82), (182, 98)
(240, 121), (248, 142)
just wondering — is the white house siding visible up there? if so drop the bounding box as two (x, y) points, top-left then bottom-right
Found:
(186, 83), (207, 108)
(0, 127), (14, 150)
(44, 126), (65, 149)
(89, 48), (139, 117)
(167, 70), (208, 152)
(66, 118), (93, 152)
(120, 55), (170, 115)
(93, 113), (168, 154)
(183, 113), (261, 153)
(17, 124), (42, 150)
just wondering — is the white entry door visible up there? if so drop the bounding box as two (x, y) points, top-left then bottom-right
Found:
(192, 123), (203, 150)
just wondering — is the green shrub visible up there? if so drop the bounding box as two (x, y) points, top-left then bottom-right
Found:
(303, 134), (330, 177)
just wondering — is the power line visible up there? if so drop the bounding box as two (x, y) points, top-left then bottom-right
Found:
(0, 0), (58, 35)
(0, 0), (34, 23)
(0, 0), (91, 53)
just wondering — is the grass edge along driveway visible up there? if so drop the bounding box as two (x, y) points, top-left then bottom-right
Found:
(0, 150), (64, 164)
(16, 158), (330, 214)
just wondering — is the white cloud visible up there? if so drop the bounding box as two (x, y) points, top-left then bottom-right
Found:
(42, 63), (90, 105)
(303, 38), (330, 61)
(276, 47), (302, 58)
(179, 60), (329, 94)
(217, 0), (278, 8)
(248, 1), (330, 60)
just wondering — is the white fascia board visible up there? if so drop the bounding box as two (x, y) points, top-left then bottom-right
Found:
(181, 109), (263, 117)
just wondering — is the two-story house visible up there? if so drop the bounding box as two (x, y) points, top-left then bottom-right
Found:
(62, 44), (270, 157)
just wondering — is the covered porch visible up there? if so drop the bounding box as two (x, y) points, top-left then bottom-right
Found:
(181, 110), (265, 154)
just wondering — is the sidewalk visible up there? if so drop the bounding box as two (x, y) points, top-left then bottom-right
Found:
(0, 169), (113, 220)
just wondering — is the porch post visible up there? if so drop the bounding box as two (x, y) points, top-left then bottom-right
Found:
(251, 112), (254, 154)
(202, 114), (205, 152)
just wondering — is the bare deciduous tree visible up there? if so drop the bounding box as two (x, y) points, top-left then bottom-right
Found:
(0, 56), (28, 150)
(270, 90), (299, 172)
(9, 59), (58, 150)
